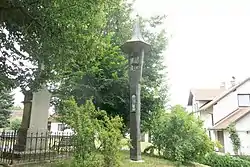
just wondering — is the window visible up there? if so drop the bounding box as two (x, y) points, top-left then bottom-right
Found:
(58, 124), (65, 131)
(238, 94), (250, 107)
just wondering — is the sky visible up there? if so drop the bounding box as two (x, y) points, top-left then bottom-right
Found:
(13, 0), (250, 107)
(134, 0), (250, 105)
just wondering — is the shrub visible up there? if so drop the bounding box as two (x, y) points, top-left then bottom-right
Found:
(143, 145), (156, 155)
(53, 160), (72, 167)
(201, 152), (250, 167)
(59, 98), (124, 167)
(0, 89), (14, 128)
(235, 155), (250, 162)
(10, 118), (21, 130)
(150, 105), (214, 163)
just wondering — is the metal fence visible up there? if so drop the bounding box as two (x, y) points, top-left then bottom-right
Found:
(0, 131), (74, 165)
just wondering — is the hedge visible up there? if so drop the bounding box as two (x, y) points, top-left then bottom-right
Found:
(201, 152), (250, 167)
(236, 155), (250, 162)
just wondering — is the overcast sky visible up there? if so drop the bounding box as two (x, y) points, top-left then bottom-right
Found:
(14, 0), (250, 107)
(134, 0), (250, 106)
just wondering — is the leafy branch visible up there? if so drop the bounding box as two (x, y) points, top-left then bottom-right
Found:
(227, 123), (241, 155)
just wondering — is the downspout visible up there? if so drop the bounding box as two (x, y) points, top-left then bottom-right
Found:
(210, 113), (214, 126)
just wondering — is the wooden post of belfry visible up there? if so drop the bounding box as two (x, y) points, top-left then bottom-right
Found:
(121, 15), (151, 161)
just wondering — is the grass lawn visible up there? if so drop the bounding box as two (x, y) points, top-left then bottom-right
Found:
(25, 151), (200, 167)
(119, 151), (191, 167)
(22, 141), (205, 167)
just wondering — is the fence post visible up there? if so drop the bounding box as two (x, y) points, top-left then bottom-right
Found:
(10, 131), (17, 165)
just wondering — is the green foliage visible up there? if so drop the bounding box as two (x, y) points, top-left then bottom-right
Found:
(227, 123), (241, 155)
(150, 105), (214, 163)
(0, 0), (120, 91)
(9, 105), (22, 110)
(143, 145), (156, 155)
(236, 155), (250, 162)
(59, 98), (124, 167)
(214, 140), (223, 150)
(10, 118), (22, 131)
(2, 1), (169, 133)
(201, 152), (250, 167)
(35, 151), (188, 167)
(58, 1), (169, 131)
(0, 89), (14, 128)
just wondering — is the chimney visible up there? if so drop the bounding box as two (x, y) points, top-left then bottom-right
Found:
(230, 76), (236, 87)
(220, 82), (226, 89)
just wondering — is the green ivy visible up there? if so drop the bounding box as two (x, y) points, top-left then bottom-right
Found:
(227, 123), (241, 155)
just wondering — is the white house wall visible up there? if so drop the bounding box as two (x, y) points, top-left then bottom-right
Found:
(192, 95), (210, 118)
(213, 94), (237, 124)
(50, 122), (74, 136)
(238, 132), (250, 155)
(50, 122), (62, 134)
(224, 132), (250, 155)
(213, 80), (250, 124)
(223, 131), (234, 154)
(236, 112), (250, 155)
(200, 107), (214, 139)
(192, 96), (197, 112)
(235, 112), (250, 131)
(201, 107), (213, 129)
(192, 96), (209, 113)
(223, 113), (250, 155)
(198, 100), (209, 108)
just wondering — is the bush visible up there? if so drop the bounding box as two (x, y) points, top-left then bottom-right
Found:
(201, 152), (250, 167)
(0, 89), (14, 128)
(59, 98), (124, 167)
(235, 155), (250, 162)
(10, 118), (21, 130)
(150, 105), (214, 163)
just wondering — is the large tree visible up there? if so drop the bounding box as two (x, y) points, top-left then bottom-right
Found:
(57, 1), (169, 131)
(0, 89), (14, 128)
(0, 0), (120, 91)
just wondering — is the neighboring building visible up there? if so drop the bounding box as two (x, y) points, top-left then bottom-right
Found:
(8, 110), (73, 134)
(187, 87), (224, 118)
(10, 109), (23, 120)
(48, 114), (73, 134)
(188, 77), (250, 155)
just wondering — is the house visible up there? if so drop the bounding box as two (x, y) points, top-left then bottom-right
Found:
(10, 109), (23, 120)
(48, 114), (73, 134)
(187, 88), (224, 113)
(188, 77), (250, 155)
(187, 86), (225, 129)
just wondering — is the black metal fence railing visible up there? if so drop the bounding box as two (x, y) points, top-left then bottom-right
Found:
(0, 131), (75, 165)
